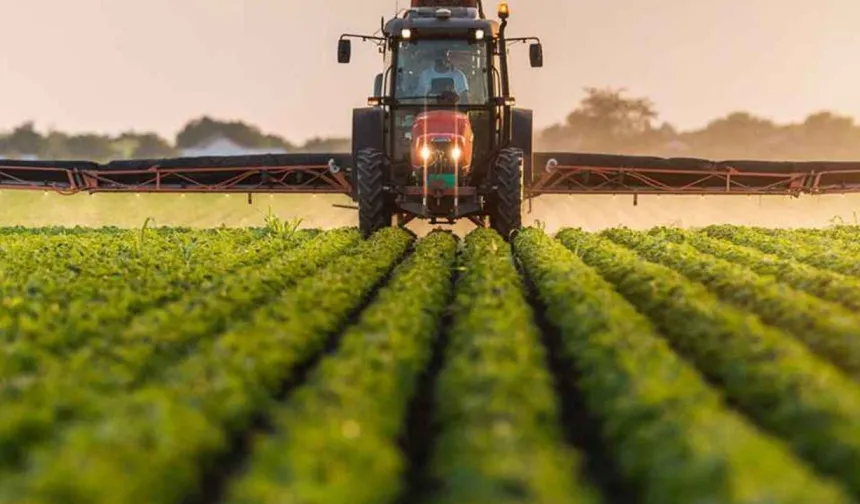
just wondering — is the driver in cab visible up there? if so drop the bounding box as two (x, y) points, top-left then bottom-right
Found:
(415, 48), (469, 100)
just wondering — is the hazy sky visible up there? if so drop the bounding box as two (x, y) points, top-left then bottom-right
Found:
(1, 0), (858, 143)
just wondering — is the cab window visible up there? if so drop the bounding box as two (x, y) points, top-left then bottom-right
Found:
(395, 39), (489, 106)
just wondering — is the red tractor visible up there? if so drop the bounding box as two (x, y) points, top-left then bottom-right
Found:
(338, 0), (543, 237)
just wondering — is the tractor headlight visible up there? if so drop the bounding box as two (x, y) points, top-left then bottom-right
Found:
(420, 145), (432, 161)
(450, 146), (462, 160)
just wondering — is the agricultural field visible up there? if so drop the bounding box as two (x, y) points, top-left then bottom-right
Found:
(1, 223), (860, 503)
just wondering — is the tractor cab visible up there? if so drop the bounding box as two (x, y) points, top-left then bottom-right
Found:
(392, 33), (490, 192)
(338, 1), (543, 237)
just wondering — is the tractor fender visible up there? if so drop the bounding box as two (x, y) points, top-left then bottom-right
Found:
(352, 108), (386, 200)
(511, 108), (534, 187)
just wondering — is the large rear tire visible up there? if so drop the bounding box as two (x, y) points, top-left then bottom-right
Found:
(356, 148), (391, 238)
(488, 147), (524, 239)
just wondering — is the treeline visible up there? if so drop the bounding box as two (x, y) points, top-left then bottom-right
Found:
(4, 88), (860, 161)
(539, 88), (860, 161)
(0, 116), (350, 161)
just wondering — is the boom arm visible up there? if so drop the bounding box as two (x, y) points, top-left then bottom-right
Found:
(529, 153), (860, 196)
(0, 154), (353, 195)
(2, 152), (860, 197)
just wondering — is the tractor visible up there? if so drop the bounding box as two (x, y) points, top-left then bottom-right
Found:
(3, 0), (860, 233)
(337, 0), (543, 238)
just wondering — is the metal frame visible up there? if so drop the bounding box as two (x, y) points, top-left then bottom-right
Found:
(0, 165), (81, 194)
(0, 161), (352, 195)
(7, 156), (860, 198)
(810, 169), (860, 194)
(527, 158), (860, 197)
(529, 163), (805, 195)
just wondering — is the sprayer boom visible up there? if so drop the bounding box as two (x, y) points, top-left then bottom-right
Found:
(2, 153), (859, 197)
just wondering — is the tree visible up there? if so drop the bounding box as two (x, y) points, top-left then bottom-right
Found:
(64, 134), (117, 161)
(175, 116), (295, 151)
(537, 87), (662, 153)
(790, 112), (860, 159)
(683, 112), (780, 159)
(40, 131), (71, 160)
(133, 134), (177, 158)
(567, 87), (658, 137)
(5, 122), (44, 156)
(116, 132), (177, 159)
(298, 137), (351, 153)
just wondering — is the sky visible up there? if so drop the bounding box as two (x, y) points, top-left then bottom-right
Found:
(0, 0), (858, 144)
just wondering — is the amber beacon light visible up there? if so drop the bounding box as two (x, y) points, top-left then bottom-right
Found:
(498, 2), (510, 19)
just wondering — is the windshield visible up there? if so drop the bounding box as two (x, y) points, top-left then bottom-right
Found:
(395, 39), (489, 106)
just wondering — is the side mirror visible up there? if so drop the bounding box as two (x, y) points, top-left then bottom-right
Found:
(373, 73), (383, 97)
(338, 39), (352, 64)
(529, 43), (543, 68)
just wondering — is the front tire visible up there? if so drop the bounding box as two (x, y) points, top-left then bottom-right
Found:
(356, 148), (391, 238)
(488, 147), (524, 239)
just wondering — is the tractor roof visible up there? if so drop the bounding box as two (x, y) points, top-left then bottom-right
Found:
(411, 0), (479, 7)
(385, 7), (498, 38)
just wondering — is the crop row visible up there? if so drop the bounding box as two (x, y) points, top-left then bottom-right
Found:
(799, 225), (860, 243)
(557, 228), (860, 497)
(0, 229), (310, 380)
(646, 226), (860, 311)
(0, 228), (413, 503)
(602, 227), (860, 380)
(225, 231), (458, 504)
(756, 227), (860, 253)
(0, 228), (277, 352)
(0, 227), (263, 285)
(424, 228), (597, 504)
(2, 224), (860, 503)
(0, 225), (256, 237)
(515, 228), (851, 503)
(1, 229), (272, 403)
(703, 225), (860, 276)
(0, 229), (359, 473)
(0, 231), (154, 294)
